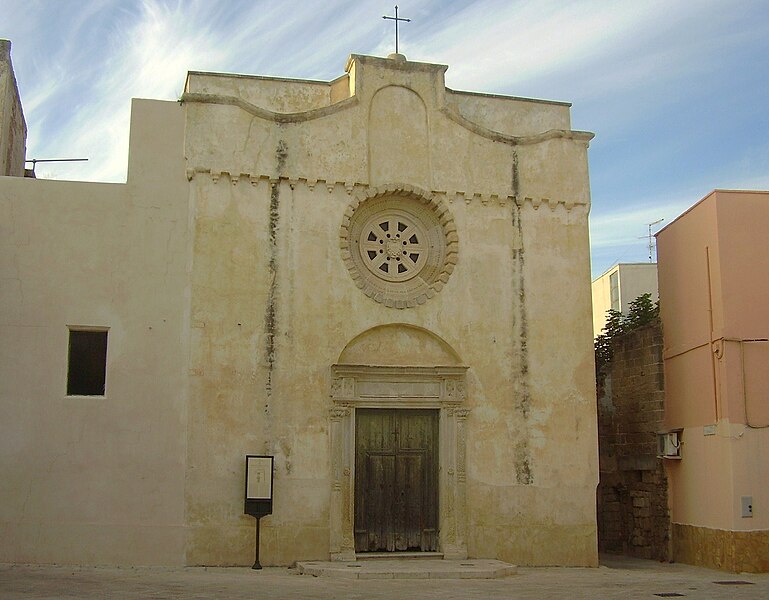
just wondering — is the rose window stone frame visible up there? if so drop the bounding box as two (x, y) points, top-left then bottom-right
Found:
(340, 185), (459, 308)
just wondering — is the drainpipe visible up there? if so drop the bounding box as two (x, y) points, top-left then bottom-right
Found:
(705, 246), (719, 422)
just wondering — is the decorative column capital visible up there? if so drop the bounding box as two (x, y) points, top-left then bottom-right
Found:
(329, 406), (351, 421)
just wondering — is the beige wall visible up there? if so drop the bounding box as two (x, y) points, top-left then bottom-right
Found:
(0, 99), (190, 565)
(0, 40), (27, 177)
(657, 190), (769, 570)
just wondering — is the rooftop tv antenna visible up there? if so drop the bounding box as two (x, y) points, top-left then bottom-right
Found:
(643, 218), (664, 262)
(383, 5), (411, 55)
(24, 157), (88, 176)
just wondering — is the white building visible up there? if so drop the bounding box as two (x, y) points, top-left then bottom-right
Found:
(592, 263), (659, 337)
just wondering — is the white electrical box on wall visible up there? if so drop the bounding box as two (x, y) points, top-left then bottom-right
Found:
(657, 430), (682, 459)
(741, 496), (753, 518)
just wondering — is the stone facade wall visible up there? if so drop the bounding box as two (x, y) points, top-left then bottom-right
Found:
(182, 54), (598, 567)
(0, 39), (28, 177)
(597, 322), (671, 560)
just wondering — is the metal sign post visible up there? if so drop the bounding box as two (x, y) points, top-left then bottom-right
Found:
(244, 455), (274, 569)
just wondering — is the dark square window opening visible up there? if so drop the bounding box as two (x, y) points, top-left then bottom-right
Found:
(67, 329), (108, 396)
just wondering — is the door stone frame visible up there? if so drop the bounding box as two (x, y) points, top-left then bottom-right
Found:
(329, 364), (469, 560)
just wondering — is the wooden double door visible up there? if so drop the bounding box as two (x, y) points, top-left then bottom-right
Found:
(354, 409), (438, 553)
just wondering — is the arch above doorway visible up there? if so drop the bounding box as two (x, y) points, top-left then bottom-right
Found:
(337, 323), (463, 367)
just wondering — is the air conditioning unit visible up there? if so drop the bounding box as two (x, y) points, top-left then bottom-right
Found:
(657, 430), (682, 459)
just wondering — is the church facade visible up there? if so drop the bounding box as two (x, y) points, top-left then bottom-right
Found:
(0, 44), (598, 567)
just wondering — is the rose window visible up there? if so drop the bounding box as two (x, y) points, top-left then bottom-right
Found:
(360, 210), (427, 282)
(340, 186), (459, 309)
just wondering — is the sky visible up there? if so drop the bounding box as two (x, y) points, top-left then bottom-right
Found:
(3, 0), (769, 277)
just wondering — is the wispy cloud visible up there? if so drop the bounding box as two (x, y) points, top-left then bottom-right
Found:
(15, 0), (396, 181)
(404, 0), (691, 97)
(589, 190), (697, 250)
(3, 0), (769, 276)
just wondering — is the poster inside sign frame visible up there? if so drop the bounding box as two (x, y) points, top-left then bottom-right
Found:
(246, 455), (274, 501)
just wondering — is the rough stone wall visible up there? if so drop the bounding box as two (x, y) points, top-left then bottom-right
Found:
(597, 322), (671, 560)
(673, 523), (769, 573)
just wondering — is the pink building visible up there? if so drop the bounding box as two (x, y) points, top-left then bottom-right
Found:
(657, 189), (769, 572)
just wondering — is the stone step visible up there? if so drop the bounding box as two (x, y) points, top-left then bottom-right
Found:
(296, 558), (517, 579)
(356, 551), (444, 560)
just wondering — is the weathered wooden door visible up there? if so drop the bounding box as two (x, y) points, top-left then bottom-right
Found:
(354, 409), (438, 552)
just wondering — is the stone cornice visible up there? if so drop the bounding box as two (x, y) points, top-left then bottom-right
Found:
(515, 196), (589, 212)
(440, 106), (594, 147)
(181, 91), (593, 147)
(331, 364), (468, 378)
(184, 170), (588, 211)
(180, 92), (359, 123)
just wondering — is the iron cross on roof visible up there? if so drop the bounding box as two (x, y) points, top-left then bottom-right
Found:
(383, 5), (411, 55)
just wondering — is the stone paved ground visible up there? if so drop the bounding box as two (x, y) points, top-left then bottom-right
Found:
(1, 556), (768, 599)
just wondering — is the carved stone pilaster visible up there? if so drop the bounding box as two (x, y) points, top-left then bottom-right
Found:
(329, 406), (355, 560)
(438, 405), (470, 559)
(454, 407), (470, 557)
(440, 407), (457, 552)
